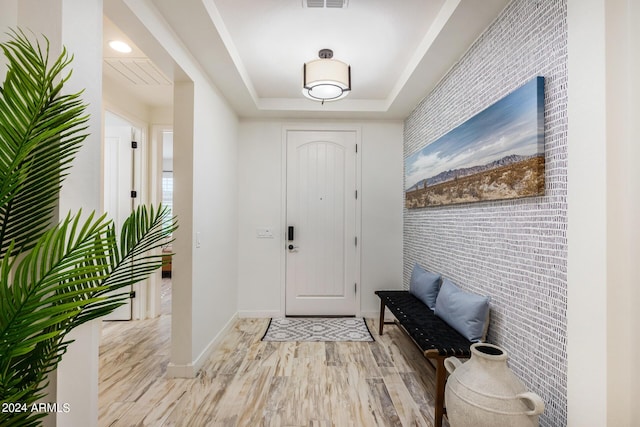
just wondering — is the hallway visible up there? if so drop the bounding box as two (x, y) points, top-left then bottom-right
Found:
(98, 314), (447, 426)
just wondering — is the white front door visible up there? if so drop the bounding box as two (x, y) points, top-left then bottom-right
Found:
(285, 130), (359, 316)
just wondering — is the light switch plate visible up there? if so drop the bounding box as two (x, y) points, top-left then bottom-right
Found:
(256, 228), (274, 238)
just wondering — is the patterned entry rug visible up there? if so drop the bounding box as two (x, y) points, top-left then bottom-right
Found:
(261, 317), (374, 342)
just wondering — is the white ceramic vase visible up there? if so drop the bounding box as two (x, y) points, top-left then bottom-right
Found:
(444, 343), (545, 427)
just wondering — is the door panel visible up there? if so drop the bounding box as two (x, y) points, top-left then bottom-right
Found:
(103, 124), (134, 321)
(286, 130), (358, 316)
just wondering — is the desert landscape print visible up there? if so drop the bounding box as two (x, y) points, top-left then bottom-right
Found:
(405, 76), (545, 208)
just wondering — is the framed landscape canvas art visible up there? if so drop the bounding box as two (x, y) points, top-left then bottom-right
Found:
(405, 76), (545, 208)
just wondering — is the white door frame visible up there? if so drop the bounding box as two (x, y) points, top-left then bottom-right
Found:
(280, 123), (362, 317)
(148, 124), (173, 318)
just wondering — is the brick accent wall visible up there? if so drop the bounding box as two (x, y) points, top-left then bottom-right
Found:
(403, 1), (567, 425)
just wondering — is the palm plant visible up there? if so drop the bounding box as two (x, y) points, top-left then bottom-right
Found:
(0, 30), (177, 426)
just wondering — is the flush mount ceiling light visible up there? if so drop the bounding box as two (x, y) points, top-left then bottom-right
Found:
(302, 49), (351, 102)
(108, 40), (132, 54)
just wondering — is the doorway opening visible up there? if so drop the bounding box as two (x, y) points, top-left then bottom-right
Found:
(101, 14), (174, 321)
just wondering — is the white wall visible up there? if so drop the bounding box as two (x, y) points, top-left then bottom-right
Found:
(0, 0), (17, 81)
(237, 120), (403, 318)
(359, 123), (405, 313)
(151, 106), (173, 125)
(103, 76), (172, 126)
(190, 85), (238, 358)
(170, 75), (239, 374)
(567, 0), (640, 425)
(603, 0), (640, 423)
(603, 1), (633, 423)
(629, 1), (640, 418)
(103, 75), (152, 124)
(566, 0), (607, 422)
(171, 80), (194, 369)
(236, 121), (282, 316)
(58, 1), (104, 424)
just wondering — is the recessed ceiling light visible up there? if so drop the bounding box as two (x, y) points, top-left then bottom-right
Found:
(108, 40), (132, 54)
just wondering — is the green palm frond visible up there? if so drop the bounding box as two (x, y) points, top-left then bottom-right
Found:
(0, 31), (178, 427)
(80, 204), (177, 325)
(0, 212), (112, 421)
(0, 29), (89, 256)
(0, 206), (176, 426)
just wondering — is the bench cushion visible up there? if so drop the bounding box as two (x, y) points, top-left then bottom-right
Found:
(434, 278), (490, 342)
(408, 263), (441, 310)
(376, 290), (472, 357)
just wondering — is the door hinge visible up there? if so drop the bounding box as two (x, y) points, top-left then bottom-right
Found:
(354, 283), (357, 294)
(131, 141), (138, 149)
(129, 291), (136, 299)
(355, 236), (358, 246)
(355, 190), (358, 199)
(131, 190), (137, 198)
(355, 144), (358, 153)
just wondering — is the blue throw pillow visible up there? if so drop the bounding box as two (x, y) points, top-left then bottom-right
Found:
(409, 263), (441, 310)
(435, 278), (490, 342)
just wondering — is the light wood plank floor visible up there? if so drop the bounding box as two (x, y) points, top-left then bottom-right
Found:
(99, 313), (449, 426)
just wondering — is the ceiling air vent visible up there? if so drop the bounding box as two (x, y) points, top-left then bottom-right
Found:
(304, 0), (348, 8)
(325, 0), (347, 7)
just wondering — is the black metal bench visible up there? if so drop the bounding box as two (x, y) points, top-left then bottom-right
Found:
(376, 290), (473, 427)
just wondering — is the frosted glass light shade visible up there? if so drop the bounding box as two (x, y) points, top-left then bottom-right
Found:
(302, 58), (351, 101)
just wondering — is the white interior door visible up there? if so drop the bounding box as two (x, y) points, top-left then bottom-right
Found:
(285, 130), (358, 316)
(103, 116), (135, 321)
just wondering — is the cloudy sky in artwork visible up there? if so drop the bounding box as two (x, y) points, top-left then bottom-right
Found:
(405, 77), (544, 190)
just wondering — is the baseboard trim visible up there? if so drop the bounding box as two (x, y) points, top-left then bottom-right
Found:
(360, 310), (379, 319)
(166, 362), (193, 378)
(166, 312), (239, 378)
(237, 310), (283, 318)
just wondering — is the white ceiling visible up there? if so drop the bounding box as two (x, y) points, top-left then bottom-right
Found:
(103, 16), (173, 108)
(215, 0), (445, 100)
(104, 0), (510, 119)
